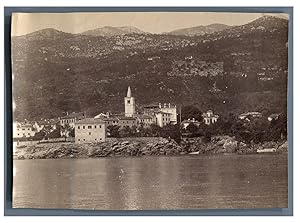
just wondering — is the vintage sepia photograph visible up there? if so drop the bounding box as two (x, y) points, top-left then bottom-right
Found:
(11, 11), (290, 211)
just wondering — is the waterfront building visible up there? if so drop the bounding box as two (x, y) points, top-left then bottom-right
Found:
(13, 122), (36, 138)
(75, 118), (106, 143)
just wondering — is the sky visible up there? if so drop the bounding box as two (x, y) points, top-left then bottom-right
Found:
(11, 12), (289, 36)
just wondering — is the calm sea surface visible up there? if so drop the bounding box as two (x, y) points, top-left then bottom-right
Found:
(13, 154), (288, 210)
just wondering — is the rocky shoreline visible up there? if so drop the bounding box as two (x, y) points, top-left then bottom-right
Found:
(13, 136), (288, 160)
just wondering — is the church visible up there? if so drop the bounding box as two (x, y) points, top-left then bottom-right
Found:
(96, 86), (177, 129)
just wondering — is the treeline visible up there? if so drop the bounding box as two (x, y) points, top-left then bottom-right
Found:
(184, 114), (287, 144)
(106, 107), (287, 145)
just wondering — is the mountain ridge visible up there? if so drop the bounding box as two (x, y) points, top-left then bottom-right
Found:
(11, 16), (288, 121)
(167, 23), (231, 36)
(80, 26), (146, 36)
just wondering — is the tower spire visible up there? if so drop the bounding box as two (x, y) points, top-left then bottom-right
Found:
(127, 86), (132, 98)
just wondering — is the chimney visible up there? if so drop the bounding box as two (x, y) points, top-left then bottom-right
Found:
(159, 103), (161, 108)
(169, 103), (171, 108)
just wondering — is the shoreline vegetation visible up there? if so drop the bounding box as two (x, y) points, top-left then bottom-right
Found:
(13, 136), (288, 160)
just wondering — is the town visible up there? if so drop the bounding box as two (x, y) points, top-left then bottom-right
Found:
(13, 86), (286, 149)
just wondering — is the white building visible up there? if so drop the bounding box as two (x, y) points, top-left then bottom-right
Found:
(268, 113), (281, 122)
(238, 111), (262, 121)
(13, 123), (36, 138)
(159, 103), (177, 124)
(75, 118), (106, 143)
(181, 118), (202, 129)
(202, 110), (219, 125)
(155, 111), (171, 127)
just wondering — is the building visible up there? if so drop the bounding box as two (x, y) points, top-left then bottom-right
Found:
(181, 118), (202, 129)
(94, 112), (110, 119)
(155, 111), (171, 127)
(13, 123), (36, 138)
(238, 112), (263, 121)
(75, 118), (106, 143)
(102, 117), (120, 126)
(124, 86), (135, 117)
(33, 119), (59, 132)
(60, 112), (85, 128)
(158, 103), (177, 124)
(202, 110), (219, 125)
(117, 116), (137, 128)
(135, 114), (154, 128)
(268, 113), (281, 122)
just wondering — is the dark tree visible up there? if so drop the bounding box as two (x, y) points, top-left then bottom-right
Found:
(186, 123), (199, 137)
(107, 125), (120, 138)
(48, 129), (61, 139)
(160, 124), (181, 143)
(181, 105), (203, 122)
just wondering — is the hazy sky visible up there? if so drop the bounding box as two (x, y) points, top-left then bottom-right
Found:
(11, 12), (289, 36)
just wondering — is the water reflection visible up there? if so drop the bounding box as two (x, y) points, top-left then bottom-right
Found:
(13, 154), (288, 210)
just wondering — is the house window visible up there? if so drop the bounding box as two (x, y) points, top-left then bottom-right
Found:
(22, 128), (25, 130)
(83, 126), (85, 129)
(28, 128), (30, 130)
(83, 139), (85, 141)
(89, 132), (91, 135)
(78, 126), (80, 129)
(78, 139), (80, 141)
(88, 126), (92, 129)
(95, 139), (97, 141)
(127, 100), (131, 104)
(17, 133), (19, 136)
(28, 133), (30, 135)
(99, 125), (102, 128)
(100, 138), (102, 141)
(95, 125), (97, 128)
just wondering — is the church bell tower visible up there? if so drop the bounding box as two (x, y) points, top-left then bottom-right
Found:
(124, 86), (135, 117)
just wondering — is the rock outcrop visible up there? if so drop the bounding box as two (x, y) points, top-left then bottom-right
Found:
(13, 137), (288, 160)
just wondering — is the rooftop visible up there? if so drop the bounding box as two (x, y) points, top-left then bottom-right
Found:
(135, 114), (153, 119)
(118, 116), (137, 121)
(61, 112), (85, 119)
(143, 104), (159, 109)
(75, 118), (105, 125)
(155, 111), (172, 115)
(17, 124), (33, 128)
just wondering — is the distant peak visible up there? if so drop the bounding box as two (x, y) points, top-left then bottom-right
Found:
(80, 26), (145, 36)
